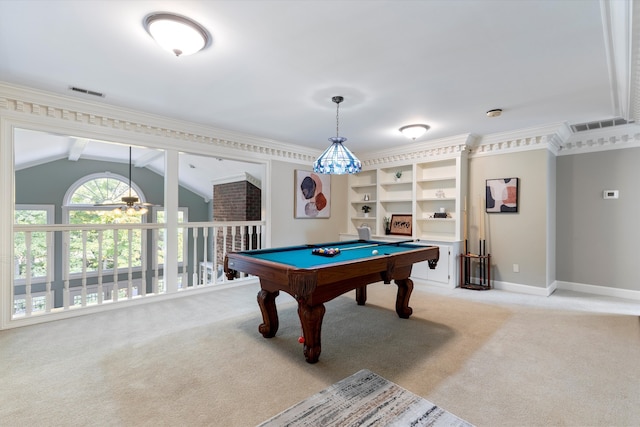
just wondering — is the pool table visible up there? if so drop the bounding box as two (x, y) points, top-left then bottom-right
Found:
(224, 239), (439, 363)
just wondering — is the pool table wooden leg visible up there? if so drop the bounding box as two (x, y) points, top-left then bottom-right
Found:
(394, 278), (414, 318)
(355, 286), (367, 305)
(257, 289), (279, 338)
(297, 301), (326, 364)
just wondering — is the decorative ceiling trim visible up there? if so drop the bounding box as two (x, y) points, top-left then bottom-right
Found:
(469, 122), (570, 157)
(360, 134), (474, 168)
(557, 123), (640, 155)
(0, 82), (319, 166)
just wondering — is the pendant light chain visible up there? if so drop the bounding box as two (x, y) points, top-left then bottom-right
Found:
(313, 95), (361, 175)
(336, 101), (340, 138)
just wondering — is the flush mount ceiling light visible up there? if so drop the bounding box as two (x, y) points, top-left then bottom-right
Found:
(486, 108), (503, 118)
(144, 12), (210, 57)
(399, 124), (430, 140)
(313, 96), (362, 175)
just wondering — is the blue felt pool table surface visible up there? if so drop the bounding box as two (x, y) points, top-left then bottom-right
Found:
(238, 240), (420, 269)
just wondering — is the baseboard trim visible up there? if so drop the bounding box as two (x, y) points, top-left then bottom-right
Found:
(491, 280), (554, 296)
(556, 281), (640, 301)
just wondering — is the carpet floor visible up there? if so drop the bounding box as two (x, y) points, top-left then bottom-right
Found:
(1, 282), (638, 426)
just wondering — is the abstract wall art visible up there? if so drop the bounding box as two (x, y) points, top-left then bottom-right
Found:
(294, 170), (331, 218)
(486, 178), (519, 213)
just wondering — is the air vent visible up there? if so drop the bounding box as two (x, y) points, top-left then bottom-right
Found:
(570, 117), (633, 133)
(69, 86), (105, 98)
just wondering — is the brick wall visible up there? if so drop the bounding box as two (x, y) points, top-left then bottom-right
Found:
(213, 180), (261, 265)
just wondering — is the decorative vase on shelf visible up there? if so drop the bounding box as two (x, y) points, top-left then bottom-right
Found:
(364, 213), (369, 218)
(394, 171), (402, 182)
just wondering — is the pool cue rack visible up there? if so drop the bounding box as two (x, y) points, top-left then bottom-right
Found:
(459, 239), (491, 290)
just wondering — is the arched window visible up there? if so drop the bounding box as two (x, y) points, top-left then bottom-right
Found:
(64, 172), (147, 208)
(63, 173), (148, 276)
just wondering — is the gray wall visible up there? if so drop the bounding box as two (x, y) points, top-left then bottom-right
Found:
(557, 148), (640, 291)
(16, 158), (210, 223)
(468, 150), (551, 289)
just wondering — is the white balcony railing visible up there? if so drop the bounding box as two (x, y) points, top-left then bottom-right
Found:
(12, 220), (265, 323)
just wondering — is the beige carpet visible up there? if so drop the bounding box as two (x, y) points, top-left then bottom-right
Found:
(1, 283), (639, 426)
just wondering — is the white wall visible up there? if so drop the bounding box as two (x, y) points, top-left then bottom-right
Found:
(270, 160), (348, 247)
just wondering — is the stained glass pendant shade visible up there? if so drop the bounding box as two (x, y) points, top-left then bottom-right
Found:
(313, 96), (362, 174)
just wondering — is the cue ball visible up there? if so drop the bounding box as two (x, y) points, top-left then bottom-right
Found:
(372, 249), (378, 255)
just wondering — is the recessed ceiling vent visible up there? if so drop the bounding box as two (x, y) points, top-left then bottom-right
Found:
(69, 86), (105, 98)
(570, 117), (633, 133)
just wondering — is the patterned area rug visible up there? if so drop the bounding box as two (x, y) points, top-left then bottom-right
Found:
(258, 369), (474, 427)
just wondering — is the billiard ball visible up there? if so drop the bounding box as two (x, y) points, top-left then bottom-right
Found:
(372, 249), (379, 255)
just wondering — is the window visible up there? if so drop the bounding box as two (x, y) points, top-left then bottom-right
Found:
(14, 205), (54, 283)
(63, 173), (148, 276)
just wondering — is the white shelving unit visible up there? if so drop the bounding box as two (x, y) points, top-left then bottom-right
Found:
(348, 169), (377, 232)
(345, 152), (468, 288)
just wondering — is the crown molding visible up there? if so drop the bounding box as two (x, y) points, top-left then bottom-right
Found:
(470, 122), (570, 157)
(558, 123), (640, 155)
(0, 82), (319, 165)
(360, 133), (473, 168)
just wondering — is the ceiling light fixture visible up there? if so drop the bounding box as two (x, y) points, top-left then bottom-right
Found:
(399, 124), (430, 140)
(486, 108), (503, 118)
(144, 12), (210, 57)
(313, 96), (362, 175)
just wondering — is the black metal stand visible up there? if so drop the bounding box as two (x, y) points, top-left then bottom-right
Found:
(460, 239), (490, 290)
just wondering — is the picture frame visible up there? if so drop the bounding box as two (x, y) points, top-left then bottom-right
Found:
(486, 178), (519, 213)
(294, 170), (331, 218)
(389, 214), (412, 236)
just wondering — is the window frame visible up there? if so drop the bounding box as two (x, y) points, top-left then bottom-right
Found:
(13, 204), (55, 285)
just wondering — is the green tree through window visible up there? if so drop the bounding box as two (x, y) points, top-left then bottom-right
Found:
(67, 175), (145, 274)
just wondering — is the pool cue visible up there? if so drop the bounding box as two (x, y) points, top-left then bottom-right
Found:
(479, 238), (485, 286)
(339, 239), (416, 252)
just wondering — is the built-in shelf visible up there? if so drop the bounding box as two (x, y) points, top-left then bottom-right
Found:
(347, 155), (467, 243)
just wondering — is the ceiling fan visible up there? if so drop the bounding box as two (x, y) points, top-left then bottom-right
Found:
(96, 146), (154, 215)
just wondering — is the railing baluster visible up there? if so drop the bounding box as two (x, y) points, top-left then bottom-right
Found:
(112, 229), (119, 302)
(127, 228), (133, 299)
(63, 230), (70, 310)
(81, 229), (88, 307)
(152, 228), (159, 294)
(140, 227), (147, 297)
(45, 230), (53, 312)
(212, 225), (219, 284)
(24, 231), (32, 316)
(11, 220), (265, 323)
(97, 230), (104, 304)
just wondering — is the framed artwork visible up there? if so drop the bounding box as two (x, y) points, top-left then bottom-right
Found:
(294, 170), (331, 218)
(486, 178), (519, 213)
(389, 214), (412, 235)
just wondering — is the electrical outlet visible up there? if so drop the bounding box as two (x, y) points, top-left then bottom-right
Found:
(513, 264), (519, 273)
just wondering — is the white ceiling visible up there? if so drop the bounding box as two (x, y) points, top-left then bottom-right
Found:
(1, 0), (635, 199)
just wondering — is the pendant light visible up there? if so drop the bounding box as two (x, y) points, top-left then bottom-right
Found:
(313, 96), (362, 174)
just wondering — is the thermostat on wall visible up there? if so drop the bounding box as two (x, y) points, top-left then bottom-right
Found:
(603, 190), (619, 199)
